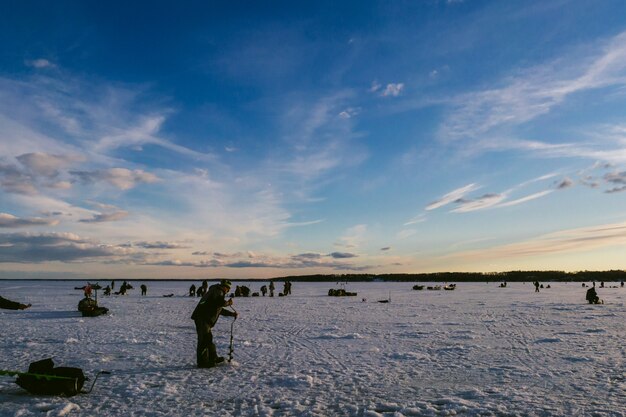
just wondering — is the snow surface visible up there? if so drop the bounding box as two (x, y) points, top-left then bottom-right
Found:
(0, 280), (624, 417)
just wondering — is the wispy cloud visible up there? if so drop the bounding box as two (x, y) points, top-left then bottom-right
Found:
(426, 183), (480, 210)
(0, 213), (59, 228)
(79, 211), (129, 223)
(335, 224), (367, 248)
(133, 241), (188, 249)
(496, 190), (554, 208)
(451, 193), (506, 213)
(440, 30), (626, 142)
(404, 213), (427, 226)
(25, 59), (56, 69)
(444, 220), (626, 262)
(71, 168), (158, 190)
(0, 232), (134, 263)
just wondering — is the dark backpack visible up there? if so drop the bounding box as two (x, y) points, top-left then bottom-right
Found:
(15, 358), (86, 396)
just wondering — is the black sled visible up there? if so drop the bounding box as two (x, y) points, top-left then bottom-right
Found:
(0, 358), (109, 396)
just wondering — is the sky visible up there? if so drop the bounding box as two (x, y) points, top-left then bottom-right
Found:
(1, 0), (626, 280)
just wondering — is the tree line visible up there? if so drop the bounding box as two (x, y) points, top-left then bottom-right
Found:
(271, 270), (626, 282)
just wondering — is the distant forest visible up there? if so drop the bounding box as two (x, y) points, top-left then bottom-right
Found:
(272, 270), (626, 282)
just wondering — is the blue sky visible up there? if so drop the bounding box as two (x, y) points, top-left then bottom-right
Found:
(2, 0), (626, 279)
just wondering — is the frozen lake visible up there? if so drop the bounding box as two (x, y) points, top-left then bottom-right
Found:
(0, 280), (624, 416)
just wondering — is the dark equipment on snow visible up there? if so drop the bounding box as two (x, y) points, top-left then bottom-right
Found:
(77, 297), (109, 317)
(0, 358), (110, 396)
(228, 306), (237, 363)
(328, 288), (357, 296)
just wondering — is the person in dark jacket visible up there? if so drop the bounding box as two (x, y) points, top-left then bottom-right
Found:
(191, 279), (238, 368)
(140, 284), (147, 296)
(0, 295), (31, 310)
(586, 287), (601, 304)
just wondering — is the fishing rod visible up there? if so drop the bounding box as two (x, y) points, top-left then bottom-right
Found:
(228, 306), (237, 363)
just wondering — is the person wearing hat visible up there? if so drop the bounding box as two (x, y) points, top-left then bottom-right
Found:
(191, 279), (238, 368)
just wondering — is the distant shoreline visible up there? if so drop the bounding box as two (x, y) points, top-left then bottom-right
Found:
(1, 270), (625, 282)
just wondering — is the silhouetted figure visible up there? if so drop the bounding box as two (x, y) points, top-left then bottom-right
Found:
(103, 285), (111, 296)
(189, 284), (196, 297)
(534, 281), (540, 292)
(283, 281), (292, 295)
(600, 281), (604, 288)
(621, 281), (624, 288)
(197, 280), (208, 297)
(0, 295), (31, 310)
(586, 287), (600, 304)
(191, 280), (237, 368)
(260, 285), (267, 296)
(115, 282), (128, 295)
(269, 281), (275, 297)
(111, 280), (115, 290)
(140, 284), (147, 296)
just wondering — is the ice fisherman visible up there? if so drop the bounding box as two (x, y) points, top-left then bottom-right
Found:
(269, 281), (275, 297)
(586, 287), (601, 304)
(191, 279), (238, 368)
(189, 284), (196, 297)
(140, 284), (147, 296)
(0, 295), (31, 310)
(534, 281), (540, 292)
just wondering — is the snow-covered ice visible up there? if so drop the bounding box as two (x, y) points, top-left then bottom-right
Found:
(0, 280), (624, 416)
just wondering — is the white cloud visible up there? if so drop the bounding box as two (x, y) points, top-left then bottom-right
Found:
(451, 193), (506, 213)
(426, 183), (480, 210)
(382, 83), (404, 97)
(404, 213), (427, 226)
(440, 30), (626, 142)
(71, 168), (158, 190)
(496, 190), (554, 208)
(16, 152), (83, 177)
(25, 59), (55, 69)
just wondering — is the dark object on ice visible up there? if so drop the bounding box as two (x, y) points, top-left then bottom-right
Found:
(189, 284), (196, 297)
(328, 288), (357, 296)
(427, 285), (441, 290)
(412, 285), (424, 290)
(444, 284), (456, 290)
(534, 281), (540, 292)
(77, 297), (109, 317)
(162, 293), (174, 297)
(499, 282), (507, 288)
(0, 358), (110, 396)
(140, 284), (147, 296)
(586, 287), (602, 304)
(252, 292), (259, 297)
(622, 281), (625, 288)
(0, 295), (31, 310)
(260, 285), (267, 296)
(234, 285), (250, 297)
